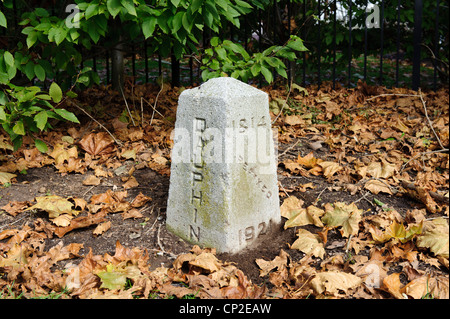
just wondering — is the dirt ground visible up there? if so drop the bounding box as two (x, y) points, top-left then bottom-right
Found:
(0, 141), (428, 286)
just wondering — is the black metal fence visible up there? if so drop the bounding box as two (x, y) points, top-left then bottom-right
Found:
(2, 0), (449, 90)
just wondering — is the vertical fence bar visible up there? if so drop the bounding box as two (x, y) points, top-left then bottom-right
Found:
(379, 0), (384, 85)
(287, 0), (292, 84)
(131, 44), (136, 80)
(433, 0), (440, 90)
(412, 0), (423, 90)
(348, 1), (352, 86)
(158, 54), (162, 76)
(302, 0), (306, 86)
(93, 51), (97, 73)
(364, 0), (368, 83)
(317, 0), (321, 89)
(106, 50), (110, 85)
(332, 0), (337, 89)
(144, 40), (148, 83)
(189, 53), (193, 86)
(395, 0), (401, 87)
(171, 54), (180, 87)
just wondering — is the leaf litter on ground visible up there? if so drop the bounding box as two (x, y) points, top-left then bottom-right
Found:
(0, 81), (448, 299)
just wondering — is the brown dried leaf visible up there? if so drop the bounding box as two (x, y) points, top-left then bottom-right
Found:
(93, 221), (111, 236)
(79, 132), (115, 156)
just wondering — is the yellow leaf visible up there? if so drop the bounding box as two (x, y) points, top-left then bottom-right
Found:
(27, 195), (75, 219)
(321, 202), (362, 237)
(120, 149), (136, 160)
(417, 218), (449, 258)
(290, 229), (325, 259)
(364, 179), (393, 195)
(318, 161), (342, 178)
(310, 271), (363, 296)
(280, 196), (304, 219)
(0, 171), (16, 185)
(284, 205), (325, 229)
(366, 161), (397, 179)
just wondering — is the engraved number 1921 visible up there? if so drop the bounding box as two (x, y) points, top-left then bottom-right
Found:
(238, 222), (268, 245)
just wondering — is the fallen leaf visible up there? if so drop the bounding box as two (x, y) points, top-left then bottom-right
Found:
(416, 218), (449, 258)
(364, 179), (393, 195)
(366, 161), (397, 179)
(310, 271), (363, 296)
(0, 171), (16, 185)
(93, 221), (111, 236)
(321, 202), (362, 237)
(83, 175), (101, 186)
(79, 132), (115, 156)
(280, 196), (304, 219)
(49, 143), (78, 165)
(297, 152), (321, 169)
(284, 114), (304, 126)
(53, 211), (107, 238)
(401, 275), (449, 299)
(255, 250), (289, 277)
(122, 176), (139, 189)
(290, 229), (325, 259)
(382, 273), (405, 299)
(52, 214), (73, 227)
(26, 195), (77, 219)
(318, 161), (342, 178)
(1, 201), (29, 217)
(131, 193), (152, 208)
(284, 205), (325, 229)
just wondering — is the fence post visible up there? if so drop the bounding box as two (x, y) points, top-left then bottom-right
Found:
(412, 0), (423, 91)
(171, 54), (180, 87)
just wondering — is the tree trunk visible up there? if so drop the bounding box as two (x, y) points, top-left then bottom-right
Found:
(111, 21), (124, 92)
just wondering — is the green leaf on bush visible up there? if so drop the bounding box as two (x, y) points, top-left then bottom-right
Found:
(3, 51), (14, 67)
(34, 111), (48, 131)
(49, 82), (62, 103)
(260, 65), (273, 84)
(54, 109), (80, 123)
(0, 11), (7, 28)
(35, 139), (48, 153)
(13, 121), (25, 136)
(107, 0), (122, 18)
(34, 64), (46, 81)
(142, 17), (157, 39)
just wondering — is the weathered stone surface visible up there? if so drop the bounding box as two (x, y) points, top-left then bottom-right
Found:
(166, 77), (280, 253)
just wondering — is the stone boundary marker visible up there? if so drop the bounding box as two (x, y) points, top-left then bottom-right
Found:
(166, 77), (281, 253)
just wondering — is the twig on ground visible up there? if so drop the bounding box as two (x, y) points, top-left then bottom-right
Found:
(401, 180), (449, 205)
(418, 89), (445, 150)
(272, 79), (293, 125)
(156, 223), (177, 259)
(279, 139), (302, 158)
(140, 97), (144, 127)
(313, 183), (336, 205)
(366, 93), (419, 101)
(352, 190), (373, 206)
(119, 85), (136, 126)
(70, 102), (122, 146)
(400, 148), (449, 172)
